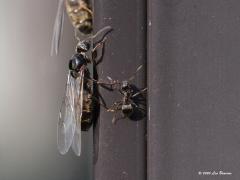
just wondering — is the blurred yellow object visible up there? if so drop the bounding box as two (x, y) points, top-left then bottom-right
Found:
(65, 0), (93, 34)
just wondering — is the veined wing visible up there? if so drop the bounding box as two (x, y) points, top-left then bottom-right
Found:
(51, 0), (65, 56)
(71, 69), (84, 156)
(58, 72), (76, 155)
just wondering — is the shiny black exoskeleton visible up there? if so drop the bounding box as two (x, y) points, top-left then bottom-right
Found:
(104, 79), (146, 123)
(119, 81), (135, 116)
(68, 41), (91, 78)
(69, 54), (87, 78)
(98, 66), (147, 123)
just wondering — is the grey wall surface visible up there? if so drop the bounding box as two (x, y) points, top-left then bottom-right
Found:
(148, 0), (240, 180)
(0, 1), (92, 180)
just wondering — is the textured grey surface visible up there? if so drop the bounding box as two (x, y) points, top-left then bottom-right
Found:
(148, 0), (240, 179)
(0, 1), (92, 180)
(93, 0), (147, 180)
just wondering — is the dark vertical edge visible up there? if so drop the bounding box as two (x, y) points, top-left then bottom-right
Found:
(146, 0), (160, 178)
(147, 0), (151, 179)
(93, 0), (147, 180)
(147, 0), (166, 179)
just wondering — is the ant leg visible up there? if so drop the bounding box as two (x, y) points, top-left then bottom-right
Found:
(132, 88), (147, 98)
(112, 113), (117, 124)
(128, 65), (143, 81)
(91, 95), (108, 110)
(98, 93), (107, 108)
(85, 76), (117, 87)
(92, 37), (107, 53)
(82, 26), (112, 42)
(112, 114), (127, 124)
(131, 102), (146, 112)
(90, 37), (107, 65)
(106, 102), (123, 125)
(111, 104), (125, 124)
(95, 48), (105, 66)
(85, 76), (119, 92)
(97, 80), (119, 91)
(107, 101), (122, 112)
(96, 77), (120, 91)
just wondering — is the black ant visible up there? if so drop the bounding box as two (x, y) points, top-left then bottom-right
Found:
(95, 65), (147, 123)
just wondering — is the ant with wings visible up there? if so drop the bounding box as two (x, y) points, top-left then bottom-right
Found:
(58, 26), (112, 156)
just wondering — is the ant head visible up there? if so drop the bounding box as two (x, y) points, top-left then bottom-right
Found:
(76, 41), (90, 53)
(121, 80), (130, 91)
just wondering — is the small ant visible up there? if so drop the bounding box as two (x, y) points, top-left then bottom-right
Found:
(96, 65), (147, 123)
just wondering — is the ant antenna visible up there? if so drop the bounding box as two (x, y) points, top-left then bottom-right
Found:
(132, 88), (147, 98)
(75, 26), (113, 43)
(88, 26), (112, 40)
(128, 65), (143, 81)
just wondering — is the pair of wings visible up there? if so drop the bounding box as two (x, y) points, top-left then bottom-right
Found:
(51, 0), (65, 56)
(58, 70), (84, 156)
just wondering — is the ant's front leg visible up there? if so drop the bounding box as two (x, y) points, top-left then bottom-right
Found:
(107, 101), (122, 113)
(97, 77), (120, 91)
(85, 76), (119, 92)
(92, 37), (107, 65)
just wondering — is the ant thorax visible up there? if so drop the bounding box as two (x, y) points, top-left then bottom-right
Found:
(120, 81), (134, 98)
(69, 53), (86, 68)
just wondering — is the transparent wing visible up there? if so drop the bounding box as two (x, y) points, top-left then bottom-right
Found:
(58, 72), (76, 155)
(51, 0), (65, 56)
(71, 70), (84, 156)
